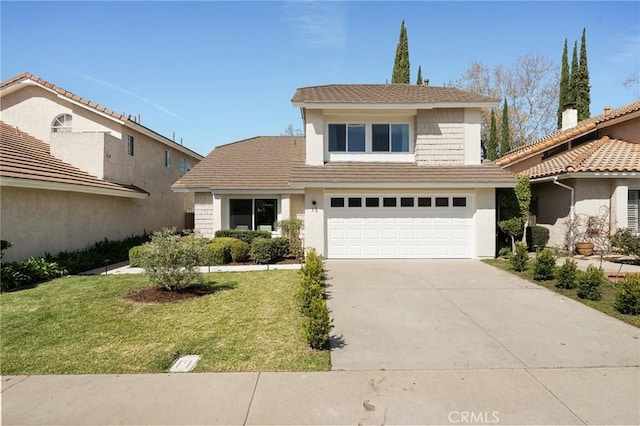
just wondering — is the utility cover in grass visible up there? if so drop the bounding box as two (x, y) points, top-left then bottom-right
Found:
(169, 355), (201, 372)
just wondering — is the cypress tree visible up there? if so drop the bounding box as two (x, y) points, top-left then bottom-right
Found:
(576, 28), (591, 120)
(391, 21), (410, 84)
(488, 109), (498, 160)
(558, 39), (570, 129)
(500, 100), (510, 155)
(416, 65), (423, 85)
(569, 41), (578, 107)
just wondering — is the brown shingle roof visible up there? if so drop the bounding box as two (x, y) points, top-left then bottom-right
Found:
(292, 84), (498, 105)
(497, 100), (640, 166)
(290, 161), (517, 186)
(172, 136), (306, 190)
(0, 121), (148, 197)
(521, 136), (640, 179)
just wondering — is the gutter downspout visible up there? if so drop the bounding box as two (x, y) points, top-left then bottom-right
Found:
(553, 177), (575, 250)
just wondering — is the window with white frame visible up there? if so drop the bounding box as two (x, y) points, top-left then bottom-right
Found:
(179, 157), (186, 176)
(629, 190), (639, 233)
(126, 135), (134, 156)
(51, 114), (72, 133)
(164, 150), (171, 168)
(328, 124), (365, 152)
(229, 199), (277, 231)
(328, 122), (411, 153)
(372, 124), (410, 152)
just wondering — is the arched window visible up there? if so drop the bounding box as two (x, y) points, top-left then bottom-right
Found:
(51, 114), (72, 133)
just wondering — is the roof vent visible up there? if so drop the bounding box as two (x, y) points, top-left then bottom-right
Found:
(604, 106), (611, 118)
(425, 79), (429, 86)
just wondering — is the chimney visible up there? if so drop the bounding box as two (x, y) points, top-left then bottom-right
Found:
(425, 78), (429, 86)
(561, 103), (578, 130)
(604, 106), (611, 118)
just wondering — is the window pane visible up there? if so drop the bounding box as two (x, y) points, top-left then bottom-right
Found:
(255, 199), (277, 230)
(372, 124), (390, 152)
(348, 124), (365, 152)
(365, 197), (379, 207)
(453, 197), (467, 207)
(230, 199), (253, 230)
(383, 197), (397, 207)
(330, 197), (345, 207)
(328, 124), (346, 152)
(436, 197), (449, 207)
(401, 197), (414, 207)
(418, 197), (431, 207)
(629, 190), (639, 232)
(391, 124), (410, 152)
(348, 197), (362, 207)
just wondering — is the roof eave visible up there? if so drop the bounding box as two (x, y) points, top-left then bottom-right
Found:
(289, 181), (517, 189)
(292, 101), (498, 109)
(0, 176), (150, 198)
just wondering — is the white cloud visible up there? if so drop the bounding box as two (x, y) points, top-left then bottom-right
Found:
(281, 1), (347, 49)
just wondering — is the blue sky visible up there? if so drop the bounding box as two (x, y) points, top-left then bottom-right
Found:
(2, 1), (638, 156)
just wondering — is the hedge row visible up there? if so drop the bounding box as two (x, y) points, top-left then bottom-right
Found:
(297, 249), (332, 350)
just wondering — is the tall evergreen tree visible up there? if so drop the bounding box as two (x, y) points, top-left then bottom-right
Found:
(569, 41), (578, 107)
(500, 100), (510, 155)
(487, 109), (498, 160)
(391, 21), (410, 84)
(576, 28), (591, 120)
(557, 39), (570, 129)
(416, 65), (423, 85)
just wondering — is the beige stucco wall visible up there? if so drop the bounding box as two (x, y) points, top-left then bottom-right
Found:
(303, 188), (325, 255)
(415, 109), (465, 165)
(475, 188), (496, 257)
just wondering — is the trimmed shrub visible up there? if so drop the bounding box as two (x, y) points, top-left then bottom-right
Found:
(229, 239), (250, 263)
(139, 228), (202, 291)
(0, 258), (65, 292)
(250, 238), (273, 265)
(129, 245), (145, 267)
(300, 248), (323, 282)
(498, 247), (511, 258)
(214, 229), (271, 245)
(297, 274), (324, 316)
(509, 242), (530, 272)
(615, 273), (640, 315)
(303, 296), (332, 350)
(526, 225), (550, 251)
(201, 241), (232, 266)
(533, 248), (556, 281)
(577, 264), (605, 301)
(270, 237), (290, 261)
(556, 258), (578, 289)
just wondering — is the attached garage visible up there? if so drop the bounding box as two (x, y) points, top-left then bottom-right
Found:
(326, 194), (474, 259)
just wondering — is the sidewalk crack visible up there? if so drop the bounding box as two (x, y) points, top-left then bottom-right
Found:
(243, 372), (260, 426)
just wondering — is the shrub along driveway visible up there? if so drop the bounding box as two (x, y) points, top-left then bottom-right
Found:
(326, 259), (640, 371)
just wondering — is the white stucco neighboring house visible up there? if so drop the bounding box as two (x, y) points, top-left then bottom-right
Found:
(0, 73), (203, 262)
(497, 101), (640, 250)
(173, 83), (518, 259)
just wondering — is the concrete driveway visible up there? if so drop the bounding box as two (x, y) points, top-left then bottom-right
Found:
(326, 260), (640, 371)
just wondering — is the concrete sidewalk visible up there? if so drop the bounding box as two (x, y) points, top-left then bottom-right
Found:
(3, 367), (639, 425)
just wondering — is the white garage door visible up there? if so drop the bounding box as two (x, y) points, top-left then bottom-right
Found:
(326, 195), (473, 259)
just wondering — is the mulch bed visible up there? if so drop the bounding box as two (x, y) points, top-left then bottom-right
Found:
(125, 285), (214, 304)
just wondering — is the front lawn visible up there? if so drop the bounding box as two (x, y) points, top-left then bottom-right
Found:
(0, 271), (330, 374)
(483, 258), (640, 328)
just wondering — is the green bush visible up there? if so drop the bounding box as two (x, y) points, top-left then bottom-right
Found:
(533, 248), (556, 281)
(214, 229), (271, 245)
(611, 228), (640, 257)
(526, 225), (550, 251)
(297, 274), (324, 316)
(615, 273), (640, 315)
(301, 249), (324, 282)
(229, 239), (250, 263)
(556, 258), (578, 289)
(498, 247), (511, 258)
(138, 228), (202, 291)
(250, 238), (273, 265)
(302, 296), (332, 350)
(201, 241), (232, 266)
(128, 245), (146, 267)
(0, 263), (29, 291)
(270, 237), (290, 261)
(577, 264), (605, 301)
(0, 258), (66, 292)
(509, 242), (530, 272)
(277, 219), (304, 260)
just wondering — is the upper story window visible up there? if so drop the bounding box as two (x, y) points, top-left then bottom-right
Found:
(179, 157), (186, 176)
(372, 124), (410, 152)
(328, 124), (365, 152)
(51, 114), (72, 133)
(164, 150), (171, 168)
(126, 135), (135, 156)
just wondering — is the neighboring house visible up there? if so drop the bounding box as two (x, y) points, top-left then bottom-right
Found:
(0, 73), (203, 262)
(497, 101), (640, 249)
(173, 84), (517, 259)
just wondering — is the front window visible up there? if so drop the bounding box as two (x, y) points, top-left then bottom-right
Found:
(372, 124), (410, 152)
(126, 135), (134, 156)
(51, 114), (72, 133)
(164, 150), (171, 168)
(229, 199), (277, 231)
(629, 190), (639, 233)
(329, 124), (365, 152)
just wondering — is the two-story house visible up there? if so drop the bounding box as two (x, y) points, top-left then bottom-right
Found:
(172, 84), (517, 258)
(0, 73), (203, 262)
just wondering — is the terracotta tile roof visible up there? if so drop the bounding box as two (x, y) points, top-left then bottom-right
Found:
(1, 72), (203, 159)
(0, 121), (148, 196)
(521, 136), (640, 179)
(292, 84), (498, 105)
(290, 161), (517, 186)
(497, 100), (640, 166)
(172, 136), (306, 190)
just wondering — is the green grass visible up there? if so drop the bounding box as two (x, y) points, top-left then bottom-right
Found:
(0, 271), (330, 374)
(483, 258), (640, 328)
